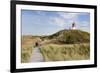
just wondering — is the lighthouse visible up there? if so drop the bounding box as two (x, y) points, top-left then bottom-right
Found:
(71, 22), (76, 30)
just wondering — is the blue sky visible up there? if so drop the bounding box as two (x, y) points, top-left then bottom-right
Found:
(21, 10), (90, 36)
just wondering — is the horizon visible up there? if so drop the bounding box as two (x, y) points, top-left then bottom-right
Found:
(22, 29), (90, 36)
(21, 10), (90, 36)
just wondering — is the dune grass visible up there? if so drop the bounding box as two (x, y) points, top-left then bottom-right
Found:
(21, 45), (33, 63)
(21, 36), (42, 63)
(40, 43), (90, 62)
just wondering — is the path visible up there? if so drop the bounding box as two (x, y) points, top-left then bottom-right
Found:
(29, 47), (44, 62)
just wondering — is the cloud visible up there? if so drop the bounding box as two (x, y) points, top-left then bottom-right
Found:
(57, 12), (79, 20)
(50, 17), (66, 27)
(52, 12), (81, 28)
(48, 12), (80, 28)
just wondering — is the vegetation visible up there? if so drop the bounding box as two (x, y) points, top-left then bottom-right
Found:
(21, 47), (32, 63)
(44, 30), (90, 44)
(21, 36), (41, 63)
(40, 43), (90, 61)
(21, 30), (90, 63)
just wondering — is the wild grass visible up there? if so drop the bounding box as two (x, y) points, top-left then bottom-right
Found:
(21, 45), (33, 63)
(40, 43), (90, 62)
(21, 36), (41, 63)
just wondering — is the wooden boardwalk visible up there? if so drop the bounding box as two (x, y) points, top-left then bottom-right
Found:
(29, 47), (44, 62)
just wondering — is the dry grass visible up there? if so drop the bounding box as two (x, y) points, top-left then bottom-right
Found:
(21, 35), (90, 63)
(40, 43), (90, 62)
(21, 36), (42, 63)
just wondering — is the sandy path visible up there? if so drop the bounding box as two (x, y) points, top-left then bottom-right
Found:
(29, 47), (44, 62)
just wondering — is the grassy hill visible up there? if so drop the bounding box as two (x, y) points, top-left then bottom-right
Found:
(42, 30), (90, 44)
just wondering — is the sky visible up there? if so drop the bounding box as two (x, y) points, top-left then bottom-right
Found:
(21, 10), (90, 36)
